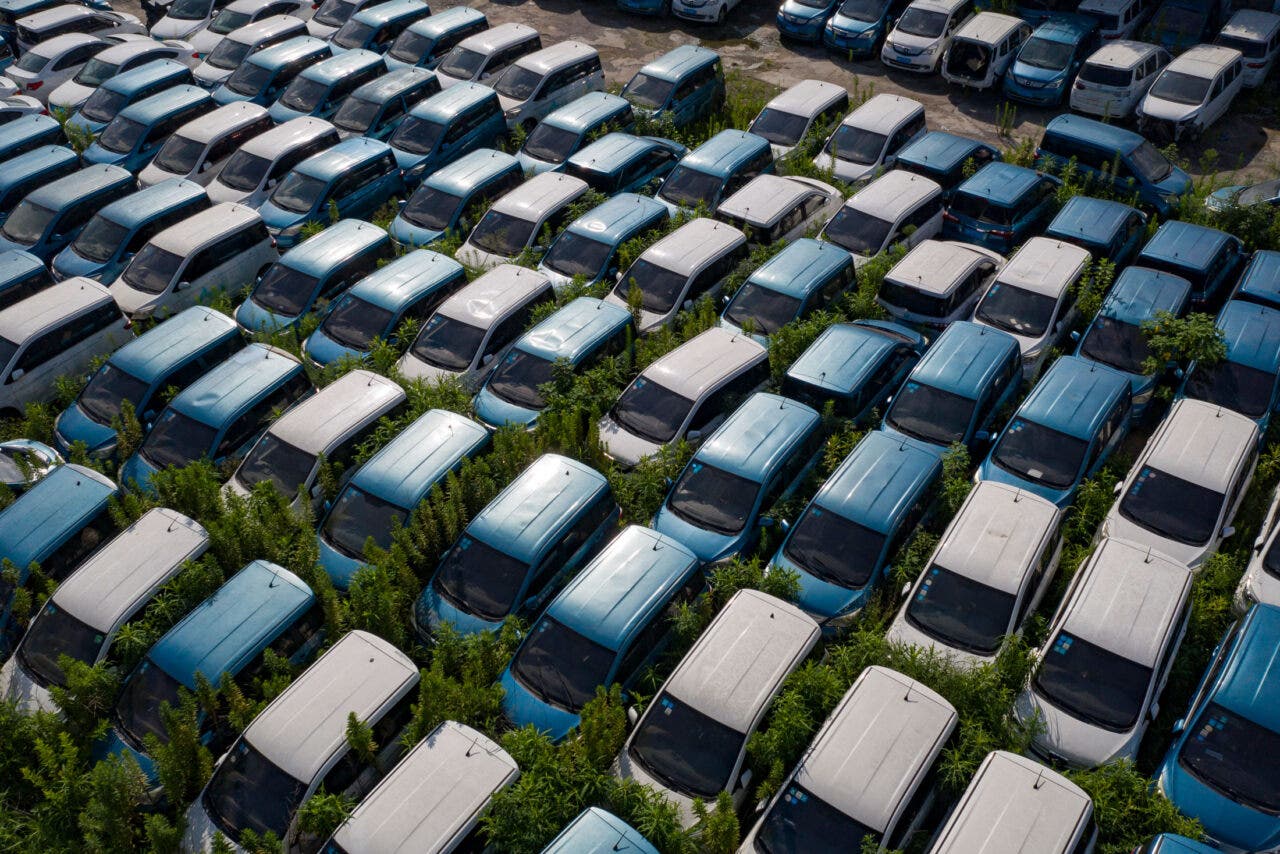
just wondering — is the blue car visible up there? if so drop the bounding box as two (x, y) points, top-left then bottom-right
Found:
(543, 809), (659, 854)
(1074, 266), (1191, 416)
(0, 165), (135, 262)
(895, 131), (1001, 198)
(388, 82), (505, 185)
(329, 0), (432, 56)
(213, 36), (332, 106)
(331, 66), (440, 140)
(0, 249), (50, 309)
(1043, 195), (1147, 267)
(617, 0), (670, 17)
(416, 453), (618, 637)
(721, 238), (856, 344)
(823, 0), (904, 57)
(978, 354), (1132, 507)
(563, 133), (687, 196)
(1143, 0), (1215, 53)
(516, 92), (634, 176)
(943, 161), (1060, 253)
(1157, 604), (1280, 853)
(383, 6), (488, 72)
(1136, 220), (1245, 310)
(620, 44), (723, 128)
(498, 525), (699, 740)
(784, 319), (926, 419)
(69, 59), (195, 135)
(0, 145), (78, 227)
(1232, 250), (1280, 311)
(1177, 299), (1280, 434)
(388, 148), (522, 248)
(1134, 836), (1221, 854)
(654, 392), (821, 564)
(0, 114), (62, 162)
(538, 193), (669, 292)
(655, 129), (773, 215)
(267, 48), (385, 123)
(777, 0), (841, 41)
(1002, 17), (1098, 106)
(82, 86), (214, 173)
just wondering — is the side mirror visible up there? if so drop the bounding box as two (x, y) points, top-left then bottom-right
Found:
(199, 160), (211, 173)
(1069, 329), (1080, 342)
(1254, 535), (1266, 553)
(309, 483), (322, 498)
(482, 352), (495, 366)
(397, 198), (406, 211)
(8, 368), (24, 382)
(1149, 702), (1160, 720)
(1113, 480), (1124, 496)
(759, 516), (775, 528)
(901, 582), (911, 597)
(1172, 366), (1185, 379)
(267, 178), (278, 189)
(974, 429), (990, 442)
(1172, 717), (1186, 734)
(686, 428), (702, 442)
(1222, 525), (1236, 539)
(682, 299), (693, 311)
(176, 280), (191, 291)
(323, 499), (332, 512)
(626, 706), (639, 725)
(737, 768), (753, 790)
(664, 475), (673, 488)
(779, 518), (789, 532)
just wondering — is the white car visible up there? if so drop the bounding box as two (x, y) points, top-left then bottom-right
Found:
(1215, 8), (1280, 88)
(1069, 40), (1169, 119)
(4, 33), (105, 104)
(819, 169), (943, 266)
(940, 11), (1032, 90)
(813, 93), (926, 184)
(13, 6), (144, 54)
(881, 0), (974, 73)
(715, 173), (844, 247)
(47, 38), (198, 112)
(671, 0), (744, 25)
(189, 0), (308, 57)
(0, 95), (44, 124)
(151, 0), (233, 40)
(1137, 44), (1244, 141)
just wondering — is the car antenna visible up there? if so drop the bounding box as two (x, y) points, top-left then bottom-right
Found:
(1033, 767), (1048, 790)
(1144, 546), (1154, 564)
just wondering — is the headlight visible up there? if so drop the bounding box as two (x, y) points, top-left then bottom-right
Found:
(278, 223), (303, 239)
(505, 107), (520, 118)
(823, 606), (863, 631)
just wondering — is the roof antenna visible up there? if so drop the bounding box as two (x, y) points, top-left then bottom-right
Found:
(1145, 546), (1154, 564)
(466, 734), (483, 757)
(1013, 489), (1022, 503)
(1033, 767), (1048, 790)
(268, 571), (279, 588)
(613, 830), (631, 852)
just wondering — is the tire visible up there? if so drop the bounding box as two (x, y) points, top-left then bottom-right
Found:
(716, 4), (727, 24)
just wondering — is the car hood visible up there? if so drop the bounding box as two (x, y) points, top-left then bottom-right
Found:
(119, 453), (160, 495)
(781, 0), (830, 19)
(787, 550), (869, 622)
(515, 151), (560, 175)
(0, 658), (55, 714)
(1240, 563), (1280, 610)
(109, 278), (164, 317)
(499, 668), (582, 742)
(887, 30), (940, 51)
(305, 19), (339, 38)
(417, 581), (503, 637)
(54, 403), (118, 455)
(830, 12), (878, 33)
(192, 62), (232, 86)
(182, 798), (246, 854)
(814, 152), (876, 183)
(152, 16), (204, 39)
(82, 142), (129, 166)
(1102, 510), (1209, 568)
(602, 290), (665, 333)
(0, 233), (34, 255)
(395, 351), (464, 385)
(47, 80), (94, 111)
(234, 297), (296, 333)
(189, 28), (223, 55)
(137, 162), (185, 188)
(389, 216), (444, 248)
(52, 244), (110, 281)
(205, 178), (255, 206)
(302, 329), (362, 368)
(1010, 60), (1067, 83)
(93, 726), (160, 786)
(1206, 185), (1244, 212)
(258, 200), (307, 232)
(1016, 686), (1137, 767)
(885, 614), (993, 669)
(597, 413), (662, 469)
(455, 242), (511, 271)
(317, 532), (366, 590)
(1159, 757), (1280, 851)
(652, 503), (743, 564)
(976, 460), (1073, 508)
(473, 386), (540, 430)
(1141, 96), (1201, 123)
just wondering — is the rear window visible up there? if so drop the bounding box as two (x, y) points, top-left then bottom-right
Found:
(880, 279), (951, 318)
(1078, 62), (1132, 87)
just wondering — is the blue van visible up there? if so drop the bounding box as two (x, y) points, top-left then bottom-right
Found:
(943, 161), (1060, 253)
(234, 219), (393, 333)
(1003, 17), (1098, 106)
(318, 408), (489, 589)
(881, 319), (1022, 453)
(1136, 220), (1245, 310)
(1043, 195), (1147, 266)
(1178, 299), (1280, 433)
(54, 306), (242, 458)
(0, 114), (61, 163)
(772, 429), (942, 632)
(69, 59), (194, 135)
(543, 809), (659, 854)
(0, 249), (50, 310)
(515, 92), (635, 175)
(777, 0), (841, 41)
(1074, 266), (1191, 416)
(331, 66), (440, 140)
(563, 132), (687, 196)
(978, 354), (1131, 506)
(0, 145), (78, 227)
(1143, 0), (1216, 53)
(784, 319), (927, 418)
(388, 147), (522, 248)
(1156, 604), (1280, 854)
(331, 0), (431, 55)
(95, 559), (319, 785)
(823, 0), (906, 57)
(258, 137), (403, 249)
(895, 131), (1001, 199)
(654, 392), (821, 564)
(620, 45), (723, 128)
(474, 298), (632, 429)
(83, 86), (214, 173)
(416, 453), (617, 638)
(1036, 115), (1192, 217)
(213, 36), (332, 107)
(51, 178), (210, 283)
(384, 6), (488, 72)
(303, 249), (466, 367)
(655, 129), (773, 214)
(538, 193), (669, 292)
(388, 82), (505, 184)
(0, 165), (136, 262)
(498, 524), (699, 740)
(1233, 250), (1280, 311)
(267, 48), (385, 123)
(720, 238), (856, 343)
(119, 344), (310, 494)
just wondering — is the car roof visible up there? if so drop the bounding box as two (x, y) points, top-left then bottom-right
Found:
(747, 238), (851, 299)
(636, 217), (745, 278)
(908, 0), (969, 12)
(0, 464), (115, 569)
(513, 297), (631, 365)
(149, 202), (261, 254)
(957, 161), (1043, 204)
(1237, 249), (1280, 306)
(0, 114), (60, 150)
(119, 84), (210, 124)
(694, 392), (819, 481)
(840, 93), (923, 134)
(1046, 196), (1138, 243)
(437, 265), (551, 325)
(279, 219), (387, 274)
(0, 277), (113, 343)
(24, 31), (100, 56)
(1140, 220), (1236, 268)
(765, 78), (847, 115)
(241, 116), (335, 157)
(299, 47), (382, 82)
(349, 0), (425, 25)
(787, 321), (905, 395)
(175, 101), (268, 144)
(454, 20), (536, 54)
(903, 320), (1020, 395)
(541, 91), (630, 131)
(296, 136), (391, 178)
(1217, 299), (1280, 373)
(567, 132), (664, 174)
(1215, 603), (1280, 730)
(1045, 114), (1144, 156)
(489, 171), (586, 218)
(110, 306), (237, 384)
(245, 34), (329, 68)
(681, 129), (769, 174)
(510, 40), (595, 74)
(663, 589), (818, 731)
(264, 369), (403, 456)
(225, 13), (305, 44)
(814, 430), (941, 531)
(1030, 16), (1097, 41)
(27, 163), (132, 209)
(102, 58), (190, 94)
(0, 145), (77, 191)
(996, 237), (1090, 298)
(346, 248), (464, 310)
(886, 240), (1000, 297)
(1015, 355), (1129, 438)
(1150, 834), (1230, 854)
(1084, 38), (1158, 67)
(934, 481), (1062, 593)
(1167, 43), (1242, 74)
(717, 174), (823, 226)
(1220, 8), (1280, 38)
(636, 43), (718, 82)
(92, 38), (174, 64)
(0, 248), (46, 282)
(1097, 266), (1191, 327)
(898, 130), (993, 171)
(407, 80), (493, 124)
(352, 66), (436, 102)
(467, 453), (608, 564)
(562, 192), (667, 245)
(548, 524), (699, 651)
(149, 560), (313, 689)
(404, 4), (484, 37)
(99, 177), (205, 230)
(244, 630), (418, 782)
(542, 808), (659, 854)
(848, 170), (942, 221)
(423, 147), (519, 194)
(19, 6), (97, 28)
(955, 12), (1025, 42)
(353, 408), (488, 508)
(1142, 398), (1259, 491)
(641, 326), (766, 400)
(170, 343), (301, 426)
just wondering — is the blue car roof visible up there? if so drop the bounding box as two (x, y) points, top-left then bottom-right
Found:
(897, 131), (995, 171)
(404, 5), (484, 38)
(97, 177), (206, 230)
(1140, 220), (1237, 268)
(542, 808), (659, 854)
(100, 59), (190, 95)
(406, 81), (494, 124)
(681, 129), (770, 176)
(1098, 266), (1191, 326)
(636, 44), (719, 81)
(566, 132), (667, 174)
(0, 0), (56, 14)
(0, 114), (60, 149)
(815, 430), (941, 532)
(170, 343), (302, 428)
(1015, 354), (1129, 439)
(278, 219), (387, 275)
(563, 192), (667, 245)
(352, 66), (436, 102)
(1236, 250), (1280, 306)
(907, 320), (1019, 398)
(513, 297), (630, 365)
(111, 306), (240, 385)
(467, 454), (609, 565)
(1215, 604), (1280, 732)
(422, 147), (519, 194)
(297, 136), (392, 179)
(148, 560), (313, 689)
(353, 408), (488, 509)
(787, 320), (902, 394)
(346, 249), (464, 311)
(1218, 300), (1280, 373)
(693, 392), (820, 482)
(0, 248), (45, 283)
(1149, 835), (1224, 854)
(299, 48), (383, 83)
(0, 464), (116, 569)
(747, 238), (851, 299)
(246, 35), (330, 69)
(547, 525), (697, 651)
(351, 0), (425, 25)
(956, 161), (1043, 205)
(541, 92), (631, 133)
(1029, 16), (1096, 42)
(26, 163), (133, 210)
(119, 85), (210, 124)
(0, 144), (77, 192)
(1044, 114), (1144, 155)
(1045, 196), (1137, 244)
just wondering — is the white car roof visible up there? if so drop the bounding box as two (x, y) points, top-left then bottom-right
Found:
(954, 12), (1025, 43)
(225, 14), (306, 46)
(509, 40), (595, 75)
(19, 4), (98, 29)
(1166, 43), (1243, 77)
(905, 0), (969, 15)
(0, 277), (114, 344)
(717, 174), (832, 228)
(23, 31), (101, 58)
(437, 264), (550, 325)
(839, 93), (923, 135)
(635, 217), (745, 278)
(455, 21), (537, 54)
(92, 38), (175, 64)
(1220, 8), (1280, 39)
(151, 203), (262, 254)
(1084, 40), (1160, 69)
(639, 325), (766, 400)
(264, 370), (403, 456)
(173, 101), (268, 145)
(848, 170), (941, 222)
(490, 171), (587, 221)
(885, 240), (1002, 296)
(1141, 398), (1259, 493)
(764, 78), (846, 117)
(932, 481), (1062, 595)
(995, 237), (1090, 298)
(240, 116), (334, 158)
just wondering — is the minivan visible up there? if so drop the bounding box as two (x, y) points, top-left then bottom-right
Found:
(516, 91), (634, 175)
(1069, 40), (1168, 119)
(388, 147), (522, 248)
(317, 408), (489, 588)
(881, 0), (975, 73)
(206, 116), (339, 207)
(0, 163), (135, 262)
(0, 248), (51, 308)
(943, 161), (1059, 253)
(235, 218), (393, 332)
(455, 171), (589, 269)
(118, 343), (310, 494)
(877, 238), (1004, 329)
(396, 265), (555, 389)
(1017, 535), (1192, 768)
(329, 0), (430, 55)
(543, 810), (657, 854)
(211, 34), (331, 106)
(772, 429), (942, 631)
(1078, 0), (1150, 40)
(109, 202), (277, 320)
(193, 14), (308, 89)
(266, 47), (384, 123)
(1216, 8), (1280, 87)
(0, 144), (79, 227)
(620, 44), (723, 128)
(720, 237), (857, 341)
(654, 128), (772, 214)
(813, 92), (926, 184)
(383, 6), (488, 72)
(388, 81), (505, 184)
(747, 78), (848, 157)
(82, 85), (214, 173)
(52, 177), (211, 284)
(777, 0), (843, 41)
(887, 480), (1063, 666)
(1104, 397), (1258, 569)
(894, 130), (1000, 198)
(654, 392), (821, 564)
(1134, 219), (1244, 308)
(715, 173), (843, 246)
(302, 248), (467, 367)
(498, 524), (700, 740)
(68, 57), (194, 135)
(782, 318), (926, 419)
(819, 169), (944, 265)
(538, 193), (669, 293)
(1232, 249), (1280, 311)
(0, 507), (208, 714)
(53, 306), (241, 458)
(598, 326), (769, 468)
(138, 101), (273, 187)
(562, 132), (686, 196)
(941, 12), (1032, 89)
(433, 21), (540, 89)
(613, 589), (820, 827)
(419, 453), (617, 637)
(1137, 44), (1243, 142)
(306, 0), (376, 39)
(1043, 195), (1147, 266)
(1003, 17), (1098, 105)
(332, 65), (439, 139)
(190, 0), (312, 57)
(474, 297), (632, 429)
(0, 114), (62, 162)
(13, 7), (141, 54)
(181, 631), (419, 852)
(492, 41), (603, 132)
(1177, 299), (1280, 432)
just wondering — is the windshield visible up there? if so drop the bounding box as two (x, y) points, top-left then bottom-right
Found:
(122, 245), (184, 294)
(217, 150), (271, 193)
(333, 19), (374, 50)
(1215, 33), (1266, 59)
(98, 116), (146, 154)
(668, 461), (759, 535)
(139, 409), (218, 470)
(495, 65), (541, 101)
(612, 376), (692, 444)
(226, 61), (274, 96)
(389, 115), (445, 155)
(723, 283), (802, 335)
(511, 615), (615, 712)
(749, 108), (808, 147)
(629, 691), (742, 799)
(73, 57), (119, 87)
(468, 210), (537, 257)
(78, 363), (149, 425)
(79, 88), (130, 124)
(822, 206), (892, 255)
(250, 265), (321, 317)
(905, 565), (1016, 655)
(1239, 178), (1280, 206)
(1034, 631), (1151, 730)
(210, 8), (250, 34)
(622, 72), (673, 109)
(203, 741), (307, 841)
(1018, 36), (1074, 70)
(1149, 70), (1211, 105)
(885, 381), (976, 446)
(825, 125), (885, 165)
(784, 504), (885, 589)
(543, 231), (612, 279)
(1119, 465), (1223, 545)
(1, 201), (54, 246)
(319, 294), (393, 350)
(1080, 316), (1149, 374)
(1179, 702), (1280, 814)
(402, 186), (463, 231)
(838, 0), (884, 20)
(975, 282), (1058, 337)
(437, 46), (485, 80)
(1129, 140), (1173, 183)
(486, 349), (554, 410)
(235, 433), (315, 498)
(322, 485), (403, 558)
(1079, 61), (1132, 87)
(169, 0), (212, 20)
(280, 75), (329, 112)
(152, 134), (205, 176)
(313, 0), (358, 27)
(389, 29), (432, 63)
(330, 93), (382, 134)
(658, 165), (723, 208)
(69, 213), (129, 264)
(521, 123), (578, 165)
(269, 172), (327, 215)
(410, 314), (485, 370)
(757, 783), (878, 854)
(1183, 359), (1275, 419)
(114, 657), (184, 749)
(614, 258), (688, 314)
(950, 193), (1017, 227)
(896, 7), (946, 37)
(17, 602), (101, 688)
(432, 535), (530, 620)
(992, 418), (1088, 490)
(207, 37), (252, 71)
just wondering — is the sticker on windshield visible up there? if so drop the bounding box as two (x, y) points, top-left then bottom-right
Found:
(1052, 634), (1074, 655)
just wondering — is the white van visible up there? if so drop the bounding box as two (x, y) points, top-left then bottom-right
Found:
(182, 630), (419, 853)
(605, 217), (748, 333)
(819, 169), (943, 266)
(397, 264), (555, 389)
(109, 203), (278, 320)
(881, 0), (975, 74)
(139, 101), (273, 187)
(492, 41), (603, 132)
(715, 174), (844, 246)
(1103, 398), (1258, 569)
(813, 93), (927, 184)
(324, 720), (518, 854)
(612, 589), (819, 827)
(13, 6), (144, 54)
(207, 117), (339, 206)
(191, 0), (312, 56)
(434, 22), (541, 89)
(876, 239), (1004, 329)
(747, 79), (849, 158)
(0, 278), (128, 418)
(225, 369), (405, 513)
(1070, 40), (1170, 119)
(1235, 483), (1280, 612)
(0, 507), (208, 713)
(1137, 44), (1244, 141)
(971, 237), (1091, 379)
(887, 480), (1063, 667)
(193, 14), (307, 88)
(1215, 9), (1280, 87)
(597, 326), (768, 467)
(740, 666), (957, 853)
(456, 171), (589, 269)
(942, 12), (1033, 89)
(927, 751), (1097, 854)
(1078, 0), (1152, 40)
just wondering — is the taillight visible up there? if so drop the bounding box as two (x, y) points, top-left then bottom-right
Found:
(1074, 79), (1084, 89)
(1246, 61), (1265, 68)
(26, 80), (41, 91)
(1103, 32), (1119, 39)
(993, 229), (1014, 238)
(942, 211), (958, 222)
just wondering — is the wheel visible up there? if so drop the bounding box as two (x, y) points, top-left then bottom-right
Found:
(716, 3), (727, 24)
